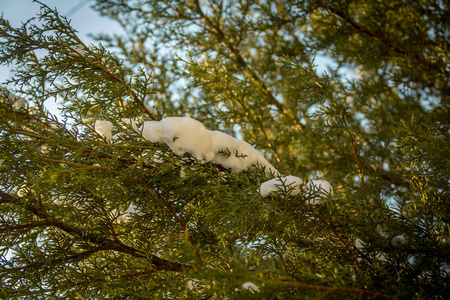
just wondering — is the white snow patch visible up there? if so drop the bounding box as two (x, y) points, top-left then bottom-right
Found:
(259, 177), (333, 203)
(259, 176), (303, 197)
(139, 117), (278, 174)
(70, 45), (85, 56)
(120, 118), (138, 131)
(210, 130), (279, 175)
(95, 120), (113, 142)
(4, 93), (27, 107)
(140, 117), (215, 161)
(92, 116), (333, 200)
(242, 282), (260, 293)
(304, 180), (334, 205)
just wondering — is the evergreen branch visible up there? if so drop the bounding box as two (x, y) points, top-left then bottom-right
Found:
(325, 5), (403, 54)
(4, 266), (173, 298)
(192, 0), (305, 131)
(2, 246), (105, 273)
(0, 189), (187, 272)
(259, 125), (287, 173)
(323, 4), (448, 76)
(271, 239), (290, 276)
(77, 56), (157, 120)
(351, 139), (369, 203)
(32, 155), (203, 263)
(0, 106), (52, 130)
(0, 4), (157, 121)
(0, 220), (51, 233)
(307, 204), (365, 272)
(257, 277), (391, 299)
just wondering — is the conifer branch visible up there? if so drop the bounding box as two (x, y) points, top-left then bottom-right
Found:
(2, 246), (105, 273)
(31, 155), (203, 263)
(77, 57), (157, 120)
(257, 277), (391, 299)
(0, 189), (187, 272)
(307, 204), (364, 272)
(323, 4), (448, 75)
(192, 0), (305, 131)
(1, 1), (447, 297)
(259, 125), (287, 173)
(0, 220), (51, 233)
(351, 139), (369, 202)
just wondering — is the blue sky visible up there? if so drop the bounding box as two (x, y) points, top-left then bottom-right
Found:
(0, 0), (123, 83)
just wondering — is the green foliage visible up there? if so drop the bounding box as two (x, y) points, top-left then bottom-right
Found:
(0, 0), (448, 299)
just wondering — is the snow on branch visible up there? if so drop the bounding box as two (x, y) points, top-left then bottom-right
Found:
(94, 116), (332, 203)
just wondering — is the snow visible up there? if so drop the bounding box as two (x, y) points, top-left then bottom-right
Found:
(259, 175), (303, 197)
(71, 45), (85, 57)
(11, 95), (26, 107)
(2, 93), (27, 107)
(304, 179), (334, 205)
(259, 177), (333, 203)
(95, 120), (113, 142)
(139, 117), (278, 174)
(120, 118), (138, 131)
(140, 117), (215, 161)
(209, 130), (279, 175)
(242, 282), (260, 293)
(93, 116), (332, 200)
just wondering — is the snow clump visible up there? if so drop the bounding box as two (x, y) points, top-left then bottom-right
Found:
(93, 116), (331, 200)
(209, 130), (279, 175)
(141, 117), (215, 161)
(259, 175), (303, 197)
(140, 117), (278, 175)
(96, 116), (279, 175)
(95, 120), (113, 142)
(304, 179), (334, 205)
(1, 92), (27, 107)
(242, 281), (260, 293)
(259, 176), (333, 204)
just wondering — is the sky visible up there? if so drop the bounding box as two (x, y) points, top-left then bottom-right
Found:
(0, 0), (340, 115)
(0, 0), (124, 83)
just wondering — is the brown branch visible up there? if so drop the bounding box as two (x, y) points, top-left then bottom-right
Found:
(6, 266), (176, 298)
(0, 189), (187, 272)
(271, 240), (290, 276)
(325, 5), (403, 54)
(0, 220), (51, 233)
(79, 57), (158, 121)
(27, 155), (203, 264)
(351, 139), (369, 203)
(4, 246), (105, 273)
(306, 204), (364, 273)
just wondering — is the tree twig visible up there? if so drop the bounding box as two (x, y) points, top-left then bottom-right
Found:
(0, 189), (187, 272)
